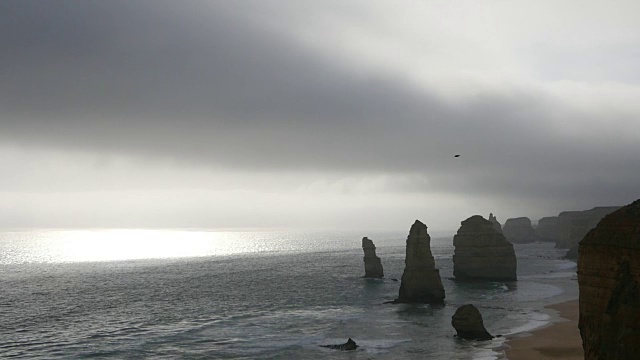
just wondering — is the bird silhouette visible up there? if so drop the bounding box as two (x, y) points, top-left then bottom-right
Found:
(454, 154), (461, 158)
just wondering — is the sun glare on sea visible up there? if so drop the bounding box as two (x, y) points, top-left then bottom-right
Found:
(1, 229), (274, 264)
(59, 230), (220, 262)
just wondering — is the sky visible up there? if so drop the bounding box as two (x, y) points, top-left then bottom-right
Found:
(1, 0), (639, 233)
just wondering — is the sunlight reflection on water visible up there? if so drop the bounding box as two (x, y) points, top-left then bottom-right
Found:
(0, 229), (420, 264)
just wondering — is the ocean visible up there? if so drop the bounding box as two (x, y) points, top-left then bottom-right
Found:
(0, 229), (577, 359)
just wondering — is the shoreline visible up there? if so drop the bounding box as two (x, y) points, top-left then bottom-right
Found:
(503, 299), (583, 359)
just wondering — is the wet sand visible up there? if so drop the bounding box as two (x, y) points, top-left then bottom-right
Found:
(504, 299), (583, 359)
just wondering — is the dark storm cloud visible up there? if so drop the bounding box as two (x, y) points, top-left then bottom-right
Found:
(1, 0), (639, 208)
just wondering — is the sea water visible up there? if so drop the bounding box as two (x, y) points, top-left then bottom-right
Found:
(0, 230), (577, 359)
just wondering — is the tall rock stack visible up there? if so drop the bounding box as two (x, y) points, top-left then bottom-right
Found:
(578, 199), (640, 360)
(488, 213), (502, 234)
(394, 220), (445, 304)
(502, 217), (538, 243)
(362, 237), (384, 278)
(453, 215), (517, 281)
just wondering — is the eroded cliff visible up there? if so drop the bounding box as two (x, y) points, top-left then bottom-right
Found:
(578, 199), (640, 359)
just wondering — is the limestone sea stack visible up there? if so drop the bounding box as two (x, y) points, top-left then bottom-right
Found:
(535, 216), (559, 242)
(394, 220), (445, 304)
(362, 237), (384, 278)
(451, 304), (494, 340)
(502, 217), (538, 243)
(488, 213), (502, 234)
(578, 199), (640, 359)
(453, 215), (517, 281)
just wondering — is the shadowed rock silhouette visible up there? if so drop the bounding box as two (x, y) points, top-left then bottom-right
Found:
(362, 237), (384, 278)
(393, 220), (445, 304)
(452, 304), (494, 340)
(320, 338), (358, 351)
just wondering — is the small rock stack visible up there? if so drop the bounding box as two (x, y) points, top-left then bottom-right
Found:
(451, 304), (494, 340)
(362, 237), (384, 278)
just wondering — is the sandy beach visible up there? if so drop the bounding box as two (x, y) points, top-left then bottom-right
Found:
(504, 299), (583, 359)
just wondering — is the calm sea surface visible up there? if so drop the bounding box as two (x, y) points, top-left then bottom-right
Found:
(0, 229), (577, 359)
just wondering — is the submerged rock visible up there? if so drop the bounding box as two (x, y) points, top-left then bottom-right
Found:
(578, 199), (640, 360)
(321, 338), (358, 351)
(502, 217), (538, 243)
(452, 304), (493, 340)
(453, 215), (517, 281)
(488, 213), (502, 234)
(394, 220), (445, 304)
(362, 237), (384, 278)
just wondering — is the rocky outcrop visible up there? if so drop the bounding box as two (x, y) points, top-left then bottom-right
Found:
(453, 215), (517, 281)
(536, 216), (559, 242)
(555, 206), (620, 249)
(321, 338), (358, 351)
(502, 217), (538, 243)
(451, 304), (494, 340)
(578, 199), (640, 360)
(565, 243), (579, 260)
(488, 213), (502, 234)
(362, 237), (384, 278)
(394, 220), (445, 304)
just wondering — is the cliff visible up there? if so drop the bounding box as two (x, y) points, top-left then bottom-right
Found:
(453, 215), (517, 281)
(362, 237), (384, 278)
(394, 220), (445, 304)
(555, 206), (620, 249)
(502, 217), (538, 243)
(578, 199), (640, 359)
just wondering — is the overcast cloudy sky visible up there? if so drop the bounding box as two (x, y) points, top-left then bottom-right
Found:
(1, 0), (639, 232)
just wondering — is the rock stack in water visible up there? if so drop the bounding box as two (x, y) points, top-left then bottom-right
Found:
(362, 237), (384, 278)
(502, 217), (538, 243)
(578, 199), (640, 360)
(394, 220), (445, 304)
(453, 215), (517, 281)
(535, 216), (560, 242)
(488, 213), (502, 234)
(451, 304), (494, 340)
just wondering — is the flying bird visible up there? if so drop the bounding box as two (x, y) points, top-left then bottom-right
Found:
(454, 154), (461, 158)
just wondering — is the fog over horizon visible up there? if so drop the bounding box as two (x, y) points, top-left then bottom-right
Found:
(1, 1), (639, 233)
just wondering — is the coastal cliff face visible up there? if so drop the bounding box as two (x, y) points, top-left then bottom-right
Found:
(395, 220), (445, 304)
(362, 237), (384, 278)
(502, 217), (538, 243)
(555, 206), (620, 249)
(453, 215), (516, 281)
(578, 199), (640, 360)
